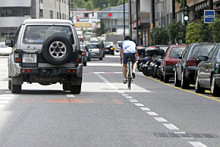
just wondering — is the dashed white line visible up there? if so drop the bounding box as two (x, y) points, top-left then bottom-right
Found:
(129, 99), (138, 103)
(189, 141), (207, 147)
(121, 94), (128, 97)
(174, 132), (186, 134)
(125, 96), (133, 99)
(134, 103), (144, 107)
(163, 124), (180, 131)
(140, 107), (151, 111)
(154, 117), (168, 123)
(147, 112), (158, 116)
(66, 94), (75, 98)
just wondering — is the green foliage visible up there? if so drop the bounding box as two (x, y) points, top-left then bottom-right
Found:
(197, 19), (211, 42)
(168, 21), (186, 44)
(185, 22), (200, 44)
(151, 27), (169, 45)
(86, 0), (94, 10)
(210, 18), (220, 43)
(71, 0), (86, 8)
(95, 21), (104, 36)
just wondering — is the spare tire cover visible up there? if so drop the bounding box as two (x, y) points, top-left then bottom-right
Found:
(42, 35), (73, 65)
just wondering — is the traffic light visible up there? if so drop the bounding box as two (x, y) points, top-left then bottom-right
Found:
(184, 5), (189, 21)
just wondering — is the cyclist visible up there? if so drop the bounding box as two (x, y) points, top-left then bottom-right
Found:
(120, 36), (138, 84)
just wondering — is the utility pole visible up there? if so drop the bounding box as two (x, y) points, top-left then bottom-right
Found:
(151, 0), (155, 28)
(209, 0), (213, 9)
(136, 0), (139, 45)
(69, 0), (71, 20)
(172, 0), (175, 20)
(129, 0), (132, 38)
(123, 0), (125, 38)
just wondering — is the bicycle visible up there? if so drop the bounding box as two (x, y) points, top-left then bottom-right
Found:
(127, 56), (133, 90)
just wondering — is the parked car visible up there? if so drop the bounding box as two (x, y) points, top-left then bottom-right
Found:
(116, 41), (122, 52)
(7, 19), (82, 94)
(104, 42), (115, 55)
(195, 44), (220, 96)
(86, 42), (103, 60)
(80, 45), (91, 66)
(160, 45), (187, 83)
(174, 43), (215, 88)
(0, 42), (12, 55)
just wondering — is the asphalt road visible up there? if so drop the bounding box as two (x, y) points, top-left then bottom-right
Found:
(0, 54), (220, 147)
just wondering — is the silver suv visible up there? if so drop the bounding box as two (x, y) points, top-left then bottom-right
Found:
(6, 19), (83, 94)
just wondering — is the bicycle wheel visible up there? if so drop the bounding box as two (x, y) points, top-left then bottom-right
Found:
(127, 61), (132, 90)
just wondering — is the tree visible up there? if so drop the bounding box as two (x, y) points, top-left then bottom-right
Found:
(185, 22), (200, 44)
(151, 27), (169, 45)
(169, 21), (186, 44)
(86, 0), (94, 10)
(71, 0), (86, 8)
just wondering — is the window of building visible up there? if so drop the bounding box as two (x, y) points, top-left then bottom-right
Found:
(0, 8), (13, 17)
(23, 8), (30, 16)
(50, 10), (53, 19)
(39, 9), (43, 18)
(84, 13), (89, 18)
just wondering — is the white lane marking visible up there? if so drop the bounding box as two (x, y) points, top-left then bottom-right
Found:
(117, 90), (124, 94)
(147, 112), (158, 116)
(163, 124), (180, 131)
(140, 107), (151, 111)
(121, 94), (128, 96)
(134, 103), (144, 107)
(88, 63), (121, 67)
(189, 142), (207, 147)
(129, 99), (138, 103)
(0, 104), (5, 109)
(66, 94), (75, 98)
(154, 117), (168, 123)
(174, 132), (186, 134)
(0, 101), (9, 104)
(2, 94), (15, 97)
(125, 96), (133, 99)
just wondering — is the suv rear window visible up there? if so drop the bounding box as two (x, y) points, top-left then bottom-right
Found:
(169, 47), (186, 58)
(190, 44), (215, 58)
(23, 25), (73, 44)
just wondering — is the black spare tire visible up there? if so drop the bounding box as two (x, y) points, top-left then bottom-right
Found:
(42, 35), (73, 65)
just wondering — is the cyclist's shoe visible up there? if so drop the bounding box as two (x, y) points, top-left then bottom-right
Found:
(123, 78), (127, 84)
(132, 73), (135, 79)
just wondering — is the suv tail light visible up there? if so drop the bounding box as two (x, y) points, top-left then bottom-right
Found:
(99, 48), (101, 52)
(14, 53), (21, 63)
(187, 58), (197, 66)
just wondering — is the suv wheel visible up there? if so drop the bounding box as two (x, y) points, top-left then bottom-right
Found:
(70, 85), (81, 94)
(11, 78), (21, 93)
(8, 76), (11, 90)
(63, 82), (70, 91)
(163, 74), (169, 83)
(42, 35), (73, 65)
(181, 71), (189, 89)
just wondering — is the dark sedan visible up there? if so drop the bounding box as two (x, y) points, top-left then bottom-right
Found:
(174, 43), (215, 89)
(195, 44), (220, 96)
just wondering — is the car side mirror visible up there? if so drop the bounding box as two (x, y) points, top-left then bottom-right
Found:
(5, 39), (13, 47)
(197, 56), (209, 61)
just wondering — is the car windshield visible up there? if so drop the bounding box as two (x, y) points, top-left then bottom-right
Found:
(190, 44), (215, 58)
(0, 43), (7, 48)
(169, 47), (186, 58)
(23, 25), (73, 44)
(88, 44), (99, 49)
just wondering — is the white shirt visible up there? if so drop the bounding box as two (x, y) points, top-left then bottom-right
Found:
(122, 40), (136, 53)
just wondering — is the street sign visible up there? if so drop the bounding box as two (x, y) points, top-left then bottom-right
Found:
(204, 10), (215, 23)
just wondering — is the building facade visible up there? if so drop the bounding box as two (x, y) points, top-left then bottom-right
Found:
(0, 0), (69, 42)
(98, 4), (129, 35)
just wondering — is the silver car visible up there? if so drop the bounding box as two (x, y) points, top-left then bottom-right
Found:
(86, 43), (103, 60)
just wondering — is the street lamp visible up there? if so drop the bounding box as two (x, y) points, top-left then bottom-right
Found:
(123, 0), (125, 38)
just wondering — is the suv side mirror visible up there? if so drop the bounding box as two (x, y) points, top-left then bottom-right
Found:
(5, 39), (13, 47)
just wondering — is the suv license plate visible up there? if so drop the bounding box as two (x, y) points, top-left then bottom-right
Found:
(22, 54), (37, 63)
